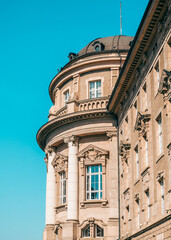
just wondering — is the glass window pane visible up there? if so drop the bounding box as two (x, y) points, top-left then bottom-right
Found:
(90, 82), (95, 90)
(95, 225), (104, 237)
(82, 225), (90, 237)
(91, 165), (98, 173)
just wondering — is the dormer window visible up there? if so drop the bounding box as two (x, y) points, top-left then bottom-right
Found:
(68, 52), (77, 61)
(92, 41), (105, 52)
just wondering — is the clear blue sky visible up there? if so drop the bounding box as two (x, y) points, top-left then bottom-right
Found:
(0, 0), (148, 239)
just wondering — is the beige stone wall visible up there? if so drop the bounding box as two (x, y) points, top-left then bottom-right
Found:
(41, 47), (129, 239)
(118, 24), (171, 240)
(48, 52), (126, 121)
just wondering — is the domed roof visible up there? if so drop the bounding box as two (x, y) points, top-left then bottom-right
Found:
(78, 35), (134, 56)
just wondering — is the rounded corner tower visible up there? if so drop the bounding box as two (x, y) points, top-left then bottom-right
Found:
(37, 35), (133, 240)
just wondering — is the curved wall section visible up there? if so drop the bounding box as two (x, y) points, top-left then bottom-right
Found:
(37, 36), (132, 240)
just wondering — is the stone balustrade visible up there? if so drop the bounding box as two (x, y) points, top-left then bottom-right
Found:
(78, 97), (109, 111)
(48, 97), (109, 120)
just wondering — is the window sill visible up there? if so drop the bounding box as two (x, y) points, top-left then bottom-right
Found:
(80, 200), (108, 208)
(55, 204), (67, 213)
(156, 153), (164, 163)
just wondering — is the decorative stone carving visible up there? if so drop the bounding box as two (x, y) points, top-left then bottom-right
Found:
(159, 69), (171, 101)
(119, 140), (131, 164)
(77, 144), (108, 162)
(106, 130), (117, 141)
(134, 111), (151, 135)
(52, 153), (68, 173)
(156, 170), (165, 182)
(134, 193), (140, 201)
(64, 135), (78, 146)
(45, 145), (56, 156)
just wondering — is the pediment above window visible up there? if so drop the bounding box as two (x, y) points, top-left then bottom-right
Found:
(77, 144), (108, 162)
(52, 153), (68, 172)
(134, 111), (151, 133)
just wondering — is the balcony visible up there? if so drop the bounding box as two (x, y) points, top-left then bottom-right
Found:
(48, 96), (109, 121)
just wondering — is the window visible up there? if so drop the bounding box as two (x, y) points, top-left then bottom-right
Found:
(143, 134), (148, 166)
(82, 225), (90, 237)
(95, 45), (100, 51)
(60, 172), (66, 204)
(156, 113), (163, 155)
(142, 83), (147, 111)
(89, 81), (101, 99)
(82, 224), (104, 238)
(154, 61), (160, 88)
(86, 165), (102, 200)
(64, 90), (69, 105)
(145, 189), (150, 219)
(133, 100), (137, 125)
(159, 178), (164, 214)
(135, 198), (140, 228)
(95, 224), (104, 237)
(135, 145), (139, 178)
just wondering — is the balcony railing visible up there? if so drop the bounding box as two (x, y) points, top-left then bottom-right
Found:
(78, 97), (109, 111)
(49, 96), (109, 120)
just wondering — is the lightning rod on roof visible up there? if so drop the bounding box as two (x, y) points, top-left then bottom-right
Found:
(120, 1), (122, 35)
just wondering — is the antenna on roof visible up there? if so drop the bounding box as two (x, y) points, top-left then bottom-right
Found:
(120, 1), (122, 35)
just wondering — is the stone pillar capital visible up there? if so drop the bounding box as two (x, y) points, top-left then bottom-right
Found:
(45, 145), (56, 156)
(64, 135), (79, 146)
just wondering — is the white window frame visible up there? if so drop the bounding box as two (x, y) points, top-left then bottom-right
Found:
(86, 165), (102, 200)
(89, 80), (101, 99)
(60, 172), (66, 205)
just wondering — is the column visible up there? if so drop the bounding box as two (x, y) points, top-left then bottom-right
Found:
(64, 135), (78, 221)
(45, 146), (56, 225)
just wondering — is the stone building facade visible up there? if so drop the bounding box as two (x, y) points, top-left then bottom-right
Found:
(37, 36), (133, 240)
(108, 0), (171, 239)
(37, 0), (171, 239)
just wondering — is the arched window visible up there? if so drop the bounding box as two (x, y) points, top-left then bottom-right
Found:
(81, 223), (104, 238)
(82, 225), (90, 237)
(95, 224), (104, 237)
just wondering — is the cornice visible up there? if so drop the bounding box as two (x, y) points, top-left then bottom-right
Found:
(107, 0), (168, 113)
(36, 109), (114, 151)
